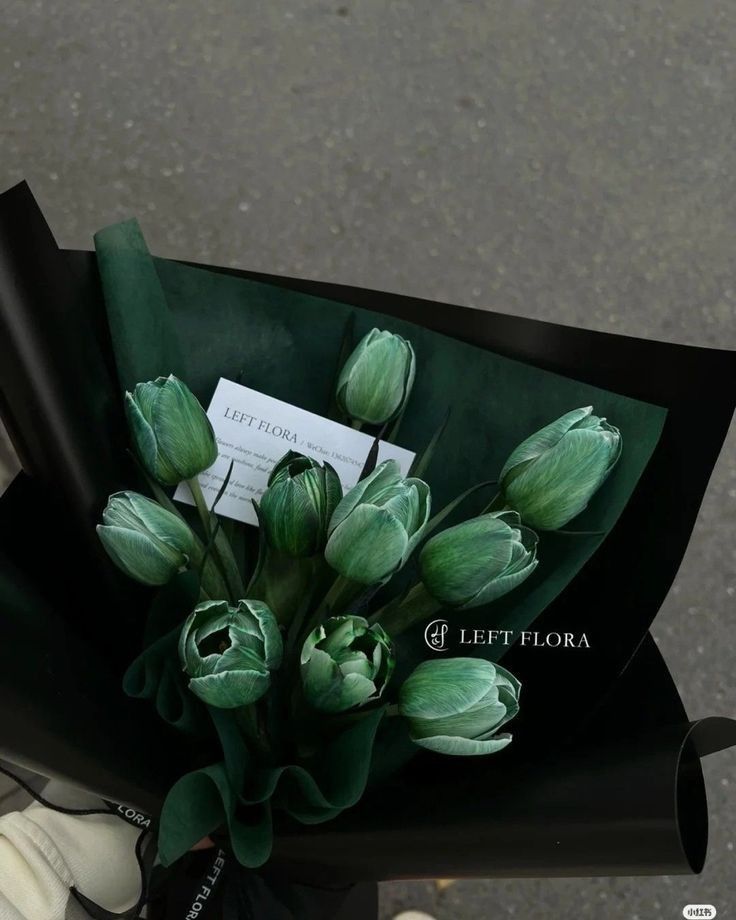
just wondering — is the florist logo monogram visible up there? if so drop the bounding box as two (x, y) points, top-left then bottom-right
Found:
(425, 619), (449, 652)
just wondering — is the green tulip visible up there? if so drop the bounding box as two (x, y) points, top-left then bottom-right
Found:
(324, 460), (431, 585)
(399, 658), (520, 756)
(301, 615), (394, 713)
(125, 374), (218, 486)
(259, 452), (343, 557)
(419, 511), (538, 609)
(97, 491), (198, 586)
(179, 599), (282, 709)
(499, 406), (622, 530)
(336, 328), (416, 425)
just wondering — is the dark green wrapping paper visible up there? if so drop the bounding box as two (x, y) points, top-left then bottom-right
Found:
(94, 218), (666, 673)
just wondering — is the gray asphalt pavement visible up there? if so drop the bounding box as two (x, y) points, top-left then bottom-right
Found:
(1, 2), (734, 917)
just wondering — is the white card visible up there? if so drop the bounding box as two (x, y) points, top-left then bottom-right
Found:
(174, 378), (416, 526)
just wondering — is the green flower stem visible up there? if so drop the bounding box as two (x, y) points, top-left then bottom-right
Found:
(385, 404), (407, 444)
(213, 527), (247, 599)
(295, 574), (361, 652)
(284, 603), (315, 680)
(186, 477), (243, 602)
(374, 583), (441, 637)
(187, 476), (213, 535)
(186, 542), (230, 600)
(320, 574), (362, 618)
(327, 707), (379, 733)
(235, 704), (271, 760)
(250, 550), (321, 630)
(423, 480), (498, 541)
(480, 491), (505, 515)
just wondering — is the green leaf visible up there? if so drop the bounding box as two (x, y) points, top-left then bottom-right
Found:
(409, 409), (451, 479)
(421, 479), (497, 541)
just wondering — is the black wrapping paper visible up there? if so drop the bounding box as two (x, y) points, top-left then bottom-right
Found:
(0, 181), (734, 880)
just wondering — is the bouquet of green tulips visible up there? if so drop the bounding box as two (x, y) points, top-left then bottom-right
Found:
(98, 328), (622, 868)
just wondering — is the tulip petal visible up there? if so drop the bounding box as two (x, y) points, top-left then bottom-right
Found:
(301, 616), (394, 713)
(268, 450), (314, 485)
(493, 663), (522, 701)
(338, 672), (380, 709)
(261, 478), (322, 556)
(399, 658), (498, 720)
(378, 486), (419, 530)
(129, 382), (182, 485)
(152, 375), (217, 481)
(420, 514), (515, 606)
(125, 390), (159, 470)
(337, 651), (374, 679)
(337, 330), (415, 424)
(500, 406), (593, 485)
(505, 427), (615, 530)
(107, 491), (197, 553)
(131, 378), (165, 421)
(323, 462), (343, 523)
(249, 602), (283, 670)
(328, 460), (401, 536)
(409, 699), (507, 741)
(215, 645), (268, 675)
(301, 646), (342, 709)
(189, 669), (270, 708)
(462, 557), (539, 608)
(325, 505), (409, 584)
(97, 524), (180, 585)
(320, 616), (360, 655)
(411, 732), (513, 756)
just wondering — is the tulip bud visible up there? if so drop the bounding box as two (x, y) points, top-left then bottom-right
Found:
(419, 511), (538, 609)
(399, 658), (520, 756)
(179, 599), (282, 709)
(97, 491), (198, 586)
(499, 406), (622, 531)
(336, 328), (416, 425)
(301, 615), (394, 713)
(325, 460), (431, 585)
(125, 374), (217, 486)
(259, 452), (343, 557)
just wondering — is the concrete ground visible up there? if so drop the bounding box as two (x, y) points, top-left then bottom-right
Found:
(1, 2), (734, 917)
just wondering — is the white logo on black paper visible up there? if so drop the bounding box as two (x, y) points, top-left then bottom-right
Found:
(424, 619), (449, 652)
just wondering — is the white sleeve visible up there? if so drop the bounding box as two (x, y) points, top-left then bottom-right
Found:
(0, 785), (144, 920)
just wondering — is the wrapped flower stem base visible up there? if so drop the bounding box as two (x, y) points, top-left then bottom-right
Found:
(0, 182), (734, 892)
